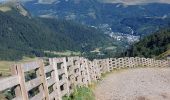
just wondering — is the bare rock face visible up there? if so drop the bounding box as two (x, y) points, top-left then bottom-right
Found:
(95, 68), (170, 100)
(0, 0), (30, 17)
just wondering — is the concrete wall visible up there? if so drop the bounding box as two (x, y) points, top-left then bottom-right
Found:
(0, 57), (169, 100)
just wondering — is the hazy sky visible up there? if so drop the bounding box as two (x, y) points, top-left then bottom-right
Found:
(1, 0), (170, 5)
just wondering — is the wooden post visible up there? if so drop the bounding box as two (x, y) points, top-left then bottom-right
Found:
(63, 57), (70, 96)
(38, 60), (50, 100)
(50, 58), (62, 100)
(11, 65), (22, 99)
(16, 64), (29, 100)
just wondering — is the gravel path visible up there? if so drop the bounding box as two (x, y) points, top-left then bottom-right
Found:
(94, 68), (170, 100)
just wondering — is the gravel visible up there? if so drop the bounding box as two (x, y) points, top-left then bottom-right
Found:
(94, 68), (170, 100)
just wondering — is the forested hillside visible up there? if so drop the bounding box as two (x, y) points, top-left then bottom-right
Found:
(124, 28), (170, 58)
(39, 18), (112, 51)
(0, 6), (113, 60)
(24, 1), (170, 36)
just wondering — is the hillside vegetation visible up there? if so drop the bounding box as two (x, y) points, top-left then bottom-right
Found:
(0, 5), (113, 60)
(124, 28), (170, 58)
(157, 49), (170, 59)
(24, 1), (170, 36)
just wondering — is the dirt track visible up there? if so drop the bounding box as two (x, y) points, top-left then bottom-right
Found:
(94, 68), (170, 100)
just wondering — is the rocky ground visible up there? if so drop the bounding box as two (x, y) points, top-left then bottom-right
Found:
(94, 68), (170, 100)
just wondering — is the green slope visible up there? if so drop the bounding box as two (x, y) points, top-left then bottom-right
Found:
(157, 50), (170, 59)
(124, 28), (170, 58)
(0, 6), (113, 60)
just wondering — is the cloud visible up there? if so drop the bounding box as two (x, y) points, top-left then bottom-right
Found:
(38, 0), (57, 4)
(20, 0), (57, 4)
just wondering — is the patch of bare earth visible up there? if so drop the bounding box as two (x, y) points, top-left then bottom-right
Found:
(94, 68), (170, 100)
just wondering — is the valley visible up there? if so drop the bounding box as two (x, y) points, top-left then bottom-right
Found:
(0, 1), (170, 100)
(0, 4), (115, 60)
(24, 0), (170, 37)
(22, 0), (170, 57)
(0, 0), (169, 61)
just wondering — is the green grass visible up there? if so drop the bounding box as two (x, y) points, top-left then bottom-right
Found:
(101, 68), (127, 78)
(105, 46), (116, 50)
(44, 50), (81, 56)
(157, 49), (170, 59)
(0, 92), (7, 100)
(90, 48), (101, 53)
(63, 86), (95, 100)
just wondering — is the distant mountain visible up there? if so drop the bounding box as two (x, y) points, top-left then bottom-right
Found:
(23, 0), (170, 37)
(0, 3), (113, 60)
(98, 0), (170, 5)
(124, 28), (170, 58)
(0, 0), (30, 16)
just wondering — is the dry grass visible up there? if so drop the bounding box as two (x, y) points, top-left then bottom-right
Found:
(44, 50), (81, 56)
(0, 57), (38, 77)
(0, 61), (14, 77)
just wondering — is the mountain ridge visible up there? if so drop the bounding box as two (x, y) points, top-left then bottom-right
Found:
(23, 0), (170, 38)
(124, 28), (170, 58)
(0, 5), (113, 60)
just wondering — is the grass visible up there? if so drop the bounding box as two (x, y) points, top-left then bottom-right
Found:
(101, 68), (126, 78)
(105, 46), (116, 50)
(62, 69), (126, 100)
(90, 48), (101, 53)
(18, 56), (39, 63)
(157, 49), (170, 59)
(63, 86), (95, 100)
(44, 50), (81, 56)
(0, 57), (38, 77)
(0, 92), (7, 100)
(88, 82), (97, 90)
(0, 61), (14, 77)
(0, 57), (39, 100)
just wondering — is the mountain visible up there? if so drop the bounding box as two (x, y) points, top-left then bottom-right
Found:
(23, 0), (170, 38)
(0, 3), (113, 60)
(98, 0), (170, 5)
(124, 28), (170, 58)
(0, 0), (30, 16)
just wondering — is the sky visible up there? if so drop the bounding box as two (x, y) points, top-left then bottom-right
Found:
(1, 0), (170, 5)
(0, 0), (10, 2)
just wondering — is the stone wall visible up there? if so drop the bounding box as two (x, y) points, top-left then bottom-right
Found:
(0, 57), (169, 100)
